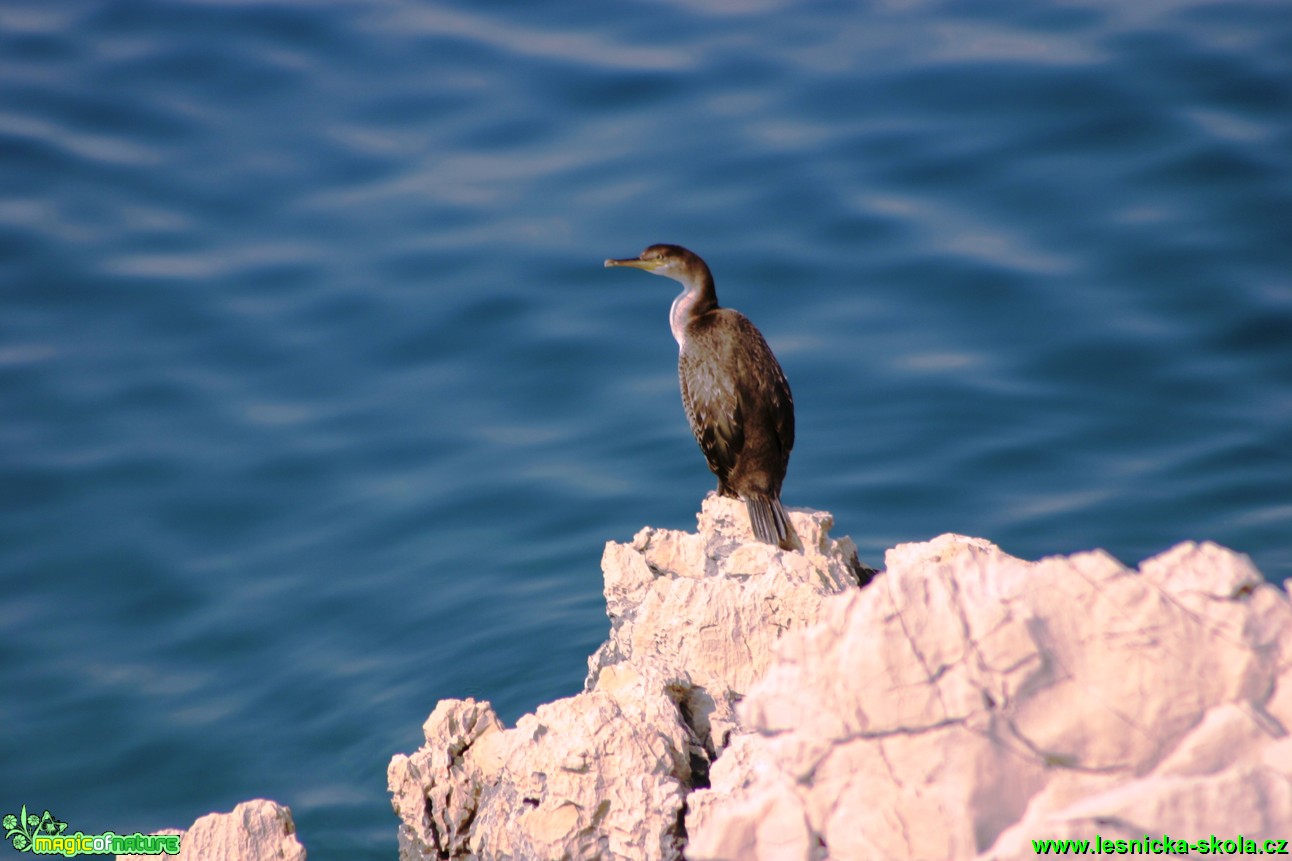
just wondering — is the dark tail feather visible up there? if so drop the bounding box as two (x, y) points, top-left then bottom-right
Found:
(745, 494), (793, 550)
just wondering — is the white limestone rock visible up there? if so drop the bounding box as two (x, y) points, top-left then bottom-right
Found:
(387, 698), (503, 860)
(588, 494), (870, 757)
(388, 496), (867, 861)
(387, 684), (691, 861)
(686, 534), (1292, 861)
(116, 800), (305, 861)
(389, 506), (1288, 861)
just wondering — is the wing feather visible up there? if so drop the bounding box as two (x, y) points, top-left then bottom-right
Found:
(679, 344), (742, 481)
(678, 309), (793, 486)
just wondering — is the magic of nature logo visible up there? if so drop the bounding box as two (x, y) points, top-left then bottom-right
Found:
(3, 805), (179, 856)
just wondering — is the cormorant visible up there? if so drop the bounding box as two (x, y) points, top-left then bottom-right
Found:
(605, 244), (796, 549)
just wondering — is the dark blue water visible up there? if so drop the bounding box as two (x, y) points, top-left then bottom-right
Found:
(3, 0), (1289, 857)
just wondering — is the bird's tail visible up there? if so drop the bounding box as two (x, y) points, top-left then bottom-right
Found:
(745, 494), (794, 550)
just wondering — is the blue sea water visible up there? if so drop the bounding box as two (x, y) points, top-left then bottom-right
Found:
(2, 0), (1289, 857)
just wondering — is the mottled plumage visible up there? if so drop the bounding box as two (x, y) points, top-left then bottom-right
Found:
(605, 244), (795, 549)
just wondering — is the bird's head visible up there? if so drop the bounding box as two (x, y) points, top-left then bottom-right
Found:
(604, 244), (711, 287)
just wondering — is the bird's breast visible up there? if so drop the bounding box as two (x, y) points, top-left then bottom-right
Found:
(669, 288), (700, 352)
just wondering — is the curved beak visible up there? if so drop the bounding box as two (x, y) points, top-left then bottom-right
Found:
(604, 256), (656, 270)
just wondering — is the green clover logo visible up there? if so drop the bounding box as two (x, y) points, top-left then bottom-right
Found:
(3, 806), (65, 853)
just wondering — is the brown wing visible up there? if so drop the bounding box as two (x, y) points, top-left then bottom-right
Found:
(730, 312), (794, 481)
(679, 334), (743, 485)
(756, 327), (795, 474)
(678, 309), (794, 487)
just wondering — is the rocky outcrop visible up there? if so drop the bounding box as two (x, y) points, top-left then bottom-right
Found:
(587, 499), (872, 761)
(387, 497), (867, 861)
(389, 496), (1292, 861)
(115, 799), (305, 861)
(686, 535), (1292, 860)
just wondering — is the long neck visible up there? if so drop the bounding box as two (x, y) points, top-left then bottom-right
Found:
(667, 269), (718, 351)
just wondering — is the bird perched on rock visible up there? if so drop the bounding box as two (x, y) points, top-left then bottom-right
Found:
(605, 244), (796, 549)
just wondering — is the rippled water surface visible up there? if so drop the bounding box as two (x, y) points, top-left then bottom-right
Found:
(2, 0), (1290, 856)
